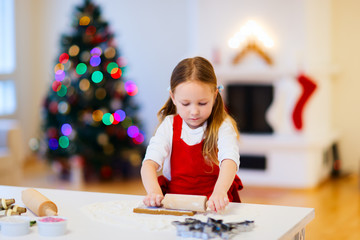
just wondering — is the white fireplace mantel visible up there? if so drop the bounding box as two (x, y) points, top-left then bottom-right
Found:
(216, 67), (338, 188)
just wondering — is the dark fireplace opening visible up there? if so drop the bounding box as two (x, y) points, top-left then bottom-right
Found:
(226, 83), (274, 134)
(239, 155), (267, 170)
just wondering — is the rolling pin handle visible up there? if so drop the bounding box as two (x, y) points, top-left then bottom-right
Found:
(45, 207), (58, 216)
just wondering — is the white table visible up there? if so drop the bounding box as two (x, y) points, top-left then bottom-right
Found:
(0, 185), (314, 240)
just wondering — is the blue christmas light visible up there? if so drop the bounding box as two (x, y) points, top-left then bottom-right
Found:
(61, 123), (72, 136)
(49, 138), (59, 150)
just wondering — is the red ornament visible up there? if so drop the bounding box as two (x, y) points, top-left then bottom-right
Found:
(49, 101), (58, 114)
(111, 68), (122, 79)
(52, 81), (62, 92)
(91, 34), (106, 45)
(47, 127), (58, 138)
(86, 26), (96, 35)
(59, 53), (69, 64)
(100, 165), (112, 179)
(112, 113), (120, 125)
(133, 133), (144, 145)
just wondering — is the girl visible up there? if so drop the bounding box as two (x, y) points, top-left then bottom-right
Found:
(141, 56), (243, 212)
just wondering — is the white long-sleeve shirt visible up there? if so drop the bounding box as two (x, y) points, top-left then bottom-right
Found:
(143, 115), (240, 180)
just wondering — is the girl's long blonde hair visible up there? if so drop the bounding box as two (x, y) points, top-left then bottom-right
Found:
(158, 56), (239, 166)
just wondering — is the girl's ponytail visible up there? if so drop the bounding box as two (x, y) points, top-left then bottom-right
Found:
(204, 92), (239, 166)
(157, 97), (176, 122)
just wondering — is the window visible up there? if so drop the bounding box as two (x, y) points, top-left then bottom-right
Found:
(0, 80), (16, 115)
(0, 0), (16, 116)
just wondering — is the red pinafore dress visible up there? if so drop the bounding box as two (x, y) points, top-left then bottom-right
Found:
(158, 115), (243, 202)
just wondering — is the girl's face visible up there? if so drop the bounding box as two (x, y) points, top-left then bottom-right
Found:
(170, 81), (217, 129)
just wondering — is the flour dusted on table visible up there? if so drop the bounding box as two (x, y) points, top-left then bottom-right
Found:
(81, 200), (256, 231)
(82, 200), (187, 231)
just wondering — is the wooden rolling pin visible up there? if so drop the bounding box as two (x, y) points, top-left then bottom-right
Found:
(162, 194), (207, 212)
(133, 194), (207, 216)
(21, 188), (58, 217)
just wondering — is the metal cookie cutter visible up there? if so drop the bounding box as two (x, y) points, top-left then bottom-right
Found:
(172, 217), (255, 239)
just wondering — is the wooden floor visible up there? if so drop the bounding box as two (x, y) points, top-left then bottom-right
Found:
(17, 159), (360, 240)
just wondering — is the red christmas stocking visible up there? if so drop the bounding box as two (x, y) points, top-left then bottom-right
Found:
(292, 74), (317, 130)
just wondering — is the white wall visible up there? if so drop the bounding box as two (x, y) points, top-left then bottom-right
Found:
(332, 0), (360, 172)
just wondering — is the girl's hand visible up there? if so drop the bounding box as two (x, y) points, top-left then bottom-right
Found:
(207, 192), (229, 212)
(143, 193), (164, 207)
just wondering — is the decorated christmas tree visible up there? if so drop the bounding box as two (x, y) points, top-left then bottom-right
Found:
(41, 0), (145, 181)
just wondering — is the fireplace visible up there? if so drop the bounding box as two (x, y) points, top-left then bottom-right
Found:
(220, 74), (337, 188)
(226, 83), (274, 172)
